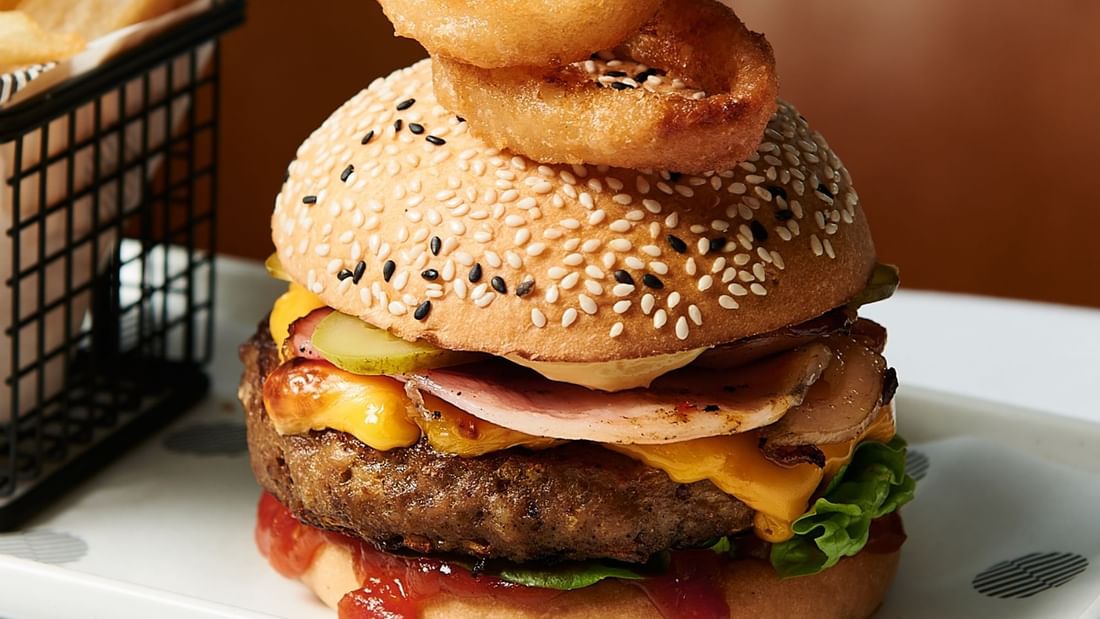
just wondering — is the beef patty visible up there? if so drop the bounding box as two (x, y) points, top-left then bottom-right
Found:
(240, 324), (754, 564)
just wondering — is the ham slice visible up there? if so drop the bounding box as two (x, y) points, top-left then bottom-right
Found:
(285, 307), (333, 360)
(399, 344), (832, 445)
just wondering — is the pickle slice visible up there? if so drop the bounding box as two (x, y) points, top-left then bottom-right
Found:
(311, 311), (479, 375)
(850, 263), (899, 308)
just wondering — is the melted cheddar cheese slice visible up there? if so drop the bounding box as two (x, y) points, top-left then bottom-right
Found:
(264, 283), (895, 541)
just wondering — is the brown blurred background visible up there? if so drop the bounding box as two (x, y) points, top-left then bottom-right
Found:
(217, 1), (1100, 307)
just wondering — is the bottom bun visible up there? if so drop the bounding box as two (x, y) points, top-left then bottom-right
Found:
(299, 537), (900, 619)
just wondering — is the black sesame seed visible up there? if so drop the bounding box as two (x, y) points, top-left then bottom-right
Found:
(468, 263), (483, 283)
(610, 82), (633, 90)
(426, 135), (446, 146)
(337, 269), (354, 281)
(605, 70), (627, 77)
(421, 269), (439, 281)
(491, 276), (507, 294)
(817, 183), (834, 198)
(750, 220), (768, 242)
(352, 260), (366, 284)
(595, 81), (606, 88)
(414, 300), (432, 320)
(393, 119), (403, 132)
(361, 130), (375, 145)
(516, 279), (535, 297)
(613, 270), (635, 286)
(396, 98), (416, 111)
(776, 209), (794, 222)
(709, 237), (727, 252)
(767, 185), (787, 200)
(456, 116), (466, 123)
(635, 68), (661, 82)
(668, 171), (682, 182)
(429, 236), (441, 256)
(642, 274), (664, 289)
(302, 195), (317, 205)
(666, 234), (688, 254)
(408, 122), (425, 135)
(382, 260), (396, 282)
(340, 165), (354, 182)
(703, 404), (720, 412)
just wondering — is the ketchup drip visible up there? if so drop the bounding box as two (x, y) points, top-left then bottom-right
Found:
(633, 550), (731, 619)
(257, 493), (901, 619)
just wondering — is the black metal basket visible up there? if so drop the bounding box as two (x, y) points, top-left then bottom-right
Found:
(0, 0), (244, 529)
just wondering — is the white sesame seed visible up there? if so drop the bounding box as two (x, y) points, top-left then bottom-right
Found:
(585, 265), (605, 279)
(609, 238), (632, 252)
(654, 309), (668, 328)
(609, 219), (631, 233)
(685, 258), (697, 276)
(545, 284), (560, 303)
(579, 193), (595, 209)
(561, 272), (580, 289)
(698, 275), (714, 291)
(359, 287), (373, 306)
(609, 322), (624, 338)
(612, 283), (635, 297)
(582, 239), (602, 253)
(474, 292), (495, 308)
(688, 305), (703, 326)
(625, 256), (645, 269)
(641, 294), (656, 315)
(675, 316), (690, 340)
(326, 259), (342, 274)
(485, 251), (502, 268)
(531, 308), (547, 328)
(563, 253), (584, 266)
(315, 243), (331, 257)
(667, 292), (681, 308)
(719, 295), (738, 309)
(811, 234), (824, 256)
(696, 238), (710, 254)
(562, 308), (579, 327)
(585, 280), (604, 295)
(753, 263), (767, 281)
(388, 301), (407, 315)
(506, 251), (523, 269)
(824, 239), (836, 259)
(612, 193), (633, 205)
(526, 243), (547, 256)
(589, 210), (607, 225)
(664, 212), (679, 228)
(649, 261), (669, 275)
(729, 283), (748, 296)
(750, 283), (767, 296)
(579, 295), (598, 314)
(613, 300), (632, 314)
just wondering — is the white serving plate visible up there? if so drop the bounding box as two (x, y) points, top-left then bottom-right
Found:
(0, 260), (1096, 619)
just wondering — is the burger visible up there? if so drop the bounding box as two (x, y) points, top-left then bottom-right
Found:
(238, 8), (915, 618)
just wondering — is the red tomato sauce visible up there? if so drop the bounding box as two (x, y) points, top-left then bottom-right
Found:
(257, 493), (903, 619)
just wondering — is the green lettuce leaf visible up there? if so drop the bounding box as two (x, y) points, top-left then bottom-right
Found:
(770, 436), (916, 578)
(496, 561), (648, 590)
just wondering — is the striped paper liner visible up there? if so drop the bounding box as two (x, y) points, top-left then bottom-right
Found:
(0, 62), (56, 108)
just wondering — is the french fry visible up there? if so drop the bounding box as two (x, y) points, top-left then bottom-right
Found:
(0, 11), (84, 72)
(17, 0), (185, 42)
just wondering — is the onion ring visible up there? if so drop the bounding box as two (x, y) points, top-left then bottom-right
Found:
(376, 0), (665, 69)
(432, 0), (778, 173)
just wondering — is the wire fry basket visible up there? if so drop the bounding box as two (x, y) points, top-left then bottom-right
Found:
(0, 0), (244, 529)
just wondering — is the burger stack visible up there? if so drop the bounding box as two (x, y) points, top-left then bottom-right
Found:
(238, 1), (917, 617)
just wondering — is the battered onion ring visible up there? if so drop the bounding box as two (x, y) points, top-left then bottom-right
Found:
(376, 0), (665, 69)
(432, 0), (778, 173)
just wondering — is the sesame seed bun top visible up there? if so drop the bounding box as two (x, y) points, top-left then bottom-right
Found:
(271, 59), (876, 363)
